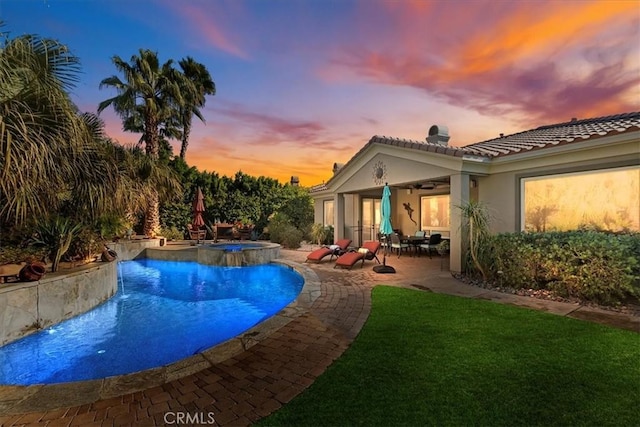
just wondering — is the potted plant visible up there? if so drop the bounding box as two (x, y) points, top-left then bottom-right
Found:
(437, 239), (450, 256)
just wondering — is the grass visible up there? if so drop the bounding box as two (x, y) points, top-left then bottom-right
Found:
(259, 286), (640, 426)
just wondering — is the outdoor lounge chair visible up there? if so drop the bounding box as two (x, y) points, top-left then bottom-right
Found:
(334, 241), (381, 269)
(306, 239), (352, 263)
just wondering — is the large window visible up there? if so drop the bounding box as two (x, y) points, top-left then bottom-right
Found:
(323, 200), (334, 227)
(420, 195), (450, 232)
(522, 166), (640, 232)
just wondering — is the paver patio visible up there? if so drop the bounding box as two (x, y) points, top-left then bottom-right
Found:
(1, 246), (637, 426)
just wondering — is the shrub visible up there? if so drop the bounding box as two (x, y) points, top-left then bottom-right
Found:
(159, 226), (184, 241)
(96, 214), (129, 240)
(0, 246), (48, 265)
(280, 225), (304, 249)
(310, 223), (328, 245)
(267, 212), (305, 248)
(67, 226), (102, 261)
(323, 225), (334, 245)
(488, 231), (639, 305)
(267, 212), (291, 244)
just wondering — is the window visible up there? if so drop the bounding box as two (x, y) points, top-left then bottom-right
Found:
(522, 166), (640, 232)
(420, 195), (450, 231)
(323, 200), (334, 227)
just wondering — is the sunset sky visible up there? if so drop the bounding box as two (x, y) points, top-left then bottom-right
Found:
(2, 0), (639, 185)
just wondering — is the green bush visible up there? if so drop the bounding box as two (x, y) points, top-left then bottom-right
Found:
(158, 226), (184, 241)
(67, 226), (102, 261)
(310, 223), (335, 245)
(488, 231), (639, 305)
(267, 212), (291, 244)
(267, 212), (305, 248)
(281, 225), (304, 249)
(0, 246), (48, 265)
(323, 225), (334, 245)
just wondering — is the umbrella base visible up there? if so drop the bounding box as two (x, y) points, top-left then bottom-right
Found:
(373, 264), (396, 274)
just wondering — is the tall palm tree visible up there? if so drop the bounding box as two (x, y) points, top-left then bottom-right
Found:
(98, 49), (183, 235)
(177, 56), (216, 160)
(0, 24), (115, 226)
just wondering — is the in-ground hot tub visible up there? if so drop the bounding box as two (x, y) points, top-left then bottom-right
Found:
(146, 241), (281, 267)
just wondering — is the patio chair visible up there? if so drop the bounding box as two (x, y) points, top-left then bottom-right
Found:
(413, 230), (426, 255)
(334, 241), (381, 269)
(306, 239), (352, 263)
(390, 233), (410, 257)
(187, 224), (207, 243)
(419, 233), (442, 258)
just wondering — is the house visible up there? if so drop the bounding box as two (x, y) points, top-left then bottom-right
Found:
(310, 112), (640, 272)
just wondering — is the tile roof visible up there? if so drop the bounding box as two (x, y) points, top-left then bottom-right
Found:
(310, 111), (640, 193)
(462, 111), (640, 158)
(309, 182), (328, 192)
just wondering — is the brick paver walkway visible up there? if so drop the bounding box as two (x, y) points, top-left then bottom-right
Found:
(1, 247), (637, 426)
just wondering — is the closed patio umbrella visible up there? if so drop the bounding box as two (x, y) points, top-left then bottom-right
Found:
(374, 183), (396, 273)
(192, 187), (205, 243)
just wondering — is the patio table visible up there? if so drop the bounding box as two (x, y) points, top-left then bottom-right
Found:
(403, 236), (426, 256)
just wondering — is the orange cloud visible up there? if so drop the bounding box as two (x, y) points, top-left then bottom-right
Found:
(453, 1), (639, 78)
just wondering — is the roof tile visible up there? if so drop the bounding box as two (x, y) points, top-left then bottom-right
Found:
(310, 112), (640, 192)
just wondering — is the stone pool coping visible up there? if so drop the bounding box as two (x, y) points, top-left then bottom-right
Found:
(0, 258), (320, 414)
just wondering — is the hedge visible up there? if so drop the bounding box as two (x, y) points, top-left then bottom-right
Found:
(485, 231), (640, 306)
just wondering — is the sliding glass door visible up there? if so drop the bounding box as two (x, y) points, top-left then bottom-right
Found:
(362, 198), (381, 242)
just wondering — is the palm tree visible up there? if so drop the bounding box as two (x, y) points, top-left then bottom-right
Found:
(98, 49), (183, 235)
(177, 56), (216, 160)
(0, 24), (114, 226)
(110, 143), (182, 231)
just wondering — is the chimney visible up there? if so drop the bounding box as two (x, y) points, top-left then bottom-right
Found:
(499, 133), (504, 138)
(570, 117), (577, 122)
(290, 176), (299, 186)
(426, 125), (450, 146)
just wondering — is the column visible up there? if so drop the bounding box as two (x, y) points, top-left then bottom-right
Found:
(449, 173), (470, 272)
(334, 193), (345, 241)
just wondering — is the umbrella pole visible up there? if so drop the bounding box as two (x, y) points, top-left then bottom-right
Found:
(374, 233), (395, 274)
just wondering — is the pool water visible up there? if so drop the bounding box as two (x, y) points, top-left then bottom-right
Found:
(0, 259), (303, 385)
(210, 243), (262, 252)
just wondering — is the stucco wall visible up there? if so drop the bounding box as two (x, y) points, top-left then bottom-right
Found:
(0, 262), (118, 346)
(314, 199), (325, 228)
(477, 172), (519, 233)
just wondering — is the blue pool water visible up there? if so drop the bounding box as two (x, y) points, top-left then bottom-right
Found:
(0, 259), (303, 385)
(210, 243), (262, 252)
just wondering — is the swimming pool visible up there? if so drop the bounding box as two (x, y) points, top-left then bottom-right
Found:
(0, 259), (303, 385)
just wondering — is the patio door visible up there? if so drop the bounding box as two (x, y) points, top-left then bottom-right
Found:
(362, 198), (381, 242)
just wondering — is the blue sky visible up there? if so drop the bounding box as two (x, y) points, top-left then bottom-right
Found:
(2, 0), (639, 184)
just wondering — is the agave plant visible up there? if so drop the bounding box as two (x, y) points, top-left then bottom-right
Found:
(33, 216), (82, 272)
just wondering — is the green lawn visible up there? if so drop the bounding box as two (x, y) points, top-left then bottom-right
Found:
(259, 286), (640, 426)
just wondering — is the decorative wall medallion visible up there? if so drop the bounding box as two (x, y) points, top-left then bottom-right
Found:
(372, 160), (387, 185)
